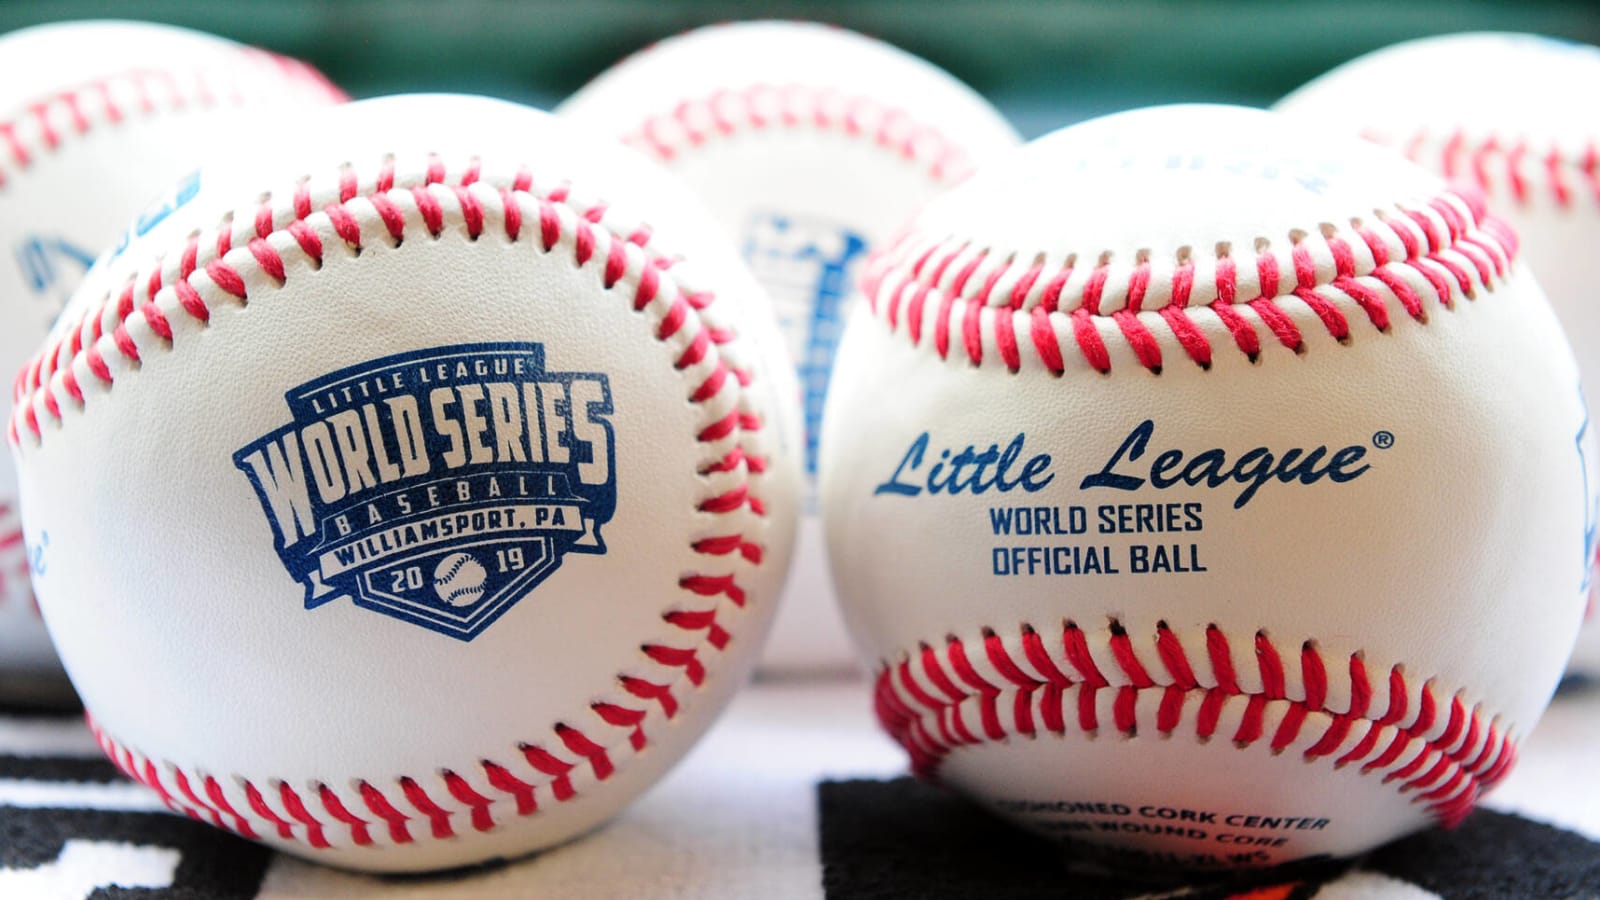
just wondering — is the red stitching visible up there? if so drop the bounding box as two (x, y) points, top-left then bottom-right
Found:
(1379, 127), (1600, 211)
(0, 56), (342, 192)
(41, 156), (775, 854)
(861, 187), (1515, 373)
(875, 622), (1516, 828)
(624, 83), (979, 184)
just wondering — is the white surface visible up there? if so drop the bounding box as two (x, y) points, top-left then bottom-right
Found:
(0, 840), (181, 898)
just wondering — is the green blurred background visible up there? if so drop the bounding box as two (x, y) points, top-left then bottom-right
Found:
(2, 1), (1596, 136)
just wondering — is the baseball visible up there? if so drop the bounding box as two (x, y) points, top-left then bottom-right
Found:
(0, 20), (343, 700)
(558, 21), (1021, 674)
(820, 104), (1592, 869)
(1273, 33), (1600, 676)
(10, 94), (800, 871)
(433, 552), (489, 607)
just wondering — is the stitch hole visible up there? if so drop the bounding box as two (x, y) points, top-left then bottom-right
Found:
(1288, 228), (1308, 246)
(1030, 251), (1047, 269)
(1253, 237), (1272, 254)
(1096, 250), (1114, 267)
(1320, 222), (1340, 240)
(1134, 248), (1151, 265)
(1174, 245), (1192, 266)
(1214, 241), (1231, 259)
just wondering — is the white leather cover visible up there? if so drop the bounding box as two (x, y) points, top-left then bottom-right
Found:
(0, 20), (343, 698)
(9, 94), (801, 872)
(1275, 33), (1600, 675)
(558, 21), (1021, 675)
(821, 104), (1592, 870)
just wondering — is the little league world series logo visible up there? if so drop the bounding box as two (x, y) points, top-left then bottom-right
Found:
(234, 343), (616, 641)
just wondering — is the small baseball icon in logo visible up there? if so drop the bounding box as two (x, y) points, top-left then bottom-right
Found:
(433, 552), (488, 607)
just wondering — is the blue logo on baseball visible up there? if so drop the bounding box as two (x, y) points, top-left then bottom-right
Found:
(234, 343), (615, 641)
(742, 212), (868, 478)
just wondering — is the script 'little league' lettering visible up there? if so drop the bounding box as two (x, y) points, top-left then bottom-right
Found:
(873, 421), (1384, 580)
(234, 342), (616, 641)
(875, 421), (1373, 510)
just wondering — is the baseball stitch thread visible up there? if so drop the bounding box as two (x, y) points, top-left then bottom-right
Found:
(0, 502), (29, 613)
(1387, 128), (1600, 211)
(434, 553), (478, 587)
(12, 159), (771, 851)
(859, 186), (1518, 374)
(876, 622), (1517, 827)
(0, 52), (344, 609)
(623, 83), (978, 184)
(0, 55), (345, 192)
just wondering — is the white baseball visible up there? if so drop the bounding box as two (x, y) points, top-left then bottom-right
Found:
(1274, 33), (1600, 676)
(432, 552), (488, 607)
(10, 94), (800, 871)
(558, 21), (1021, 675)
(820, 104), (1592, 870)
(0, 20), (343, 701)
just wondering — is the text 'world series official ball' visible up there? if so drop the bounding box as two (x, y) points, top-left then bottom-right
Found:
(0, 19), (343, 701)
(1275, 32), (1600, 675)
(820, 104), (1593, 870)
(8, 94), (800, 871)
(559, 20), (1022, 674)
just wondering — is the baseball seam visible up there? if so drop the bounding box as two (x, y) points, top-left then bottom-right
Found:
(860, 186), (1518, 374)
(434, 552), (477, 587)
(0, 53), (345, 192)
(1384, 127), (1600, 211)
(622, 83), (979, 184)
(0, 502), (29, 611)
(438, 566), (486, 607)
(0, 48), (342, 621)
(875, 621), (1517, 828)
(16, 156), (772, 852)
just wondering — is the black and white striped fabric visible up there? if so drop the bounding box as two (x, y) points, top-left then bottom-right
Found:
(3, 679), (1597, 898)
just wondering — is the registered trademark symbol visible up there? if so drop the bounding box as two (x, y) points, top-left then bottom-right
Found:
(1372, 431), (1395, 449)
